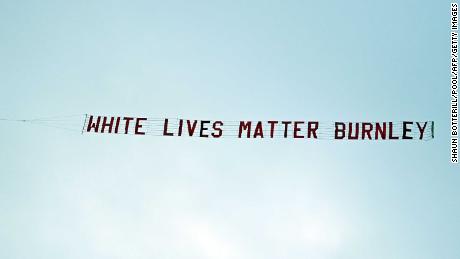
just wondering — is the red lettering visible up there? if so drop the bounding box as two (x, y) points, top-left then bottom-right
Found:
(282, 121), (291, 138)
(362, 122), (373, 140)
(187, 120), (198, 136)
(238, 121), (251, 138)
(348, 122), (359, 140)
(308, 121), (319, 139)
(416, 121), (427, 140)
(86, 115), (101, 133)
(163, 118), (174, 136)
(178, 119), (183, 136)
(135, 118), (147, 135)
(375, 122), (386, 140)
(253, 121), (264, 138)
(267, 121), (278, 138)
(114, 117), (121, 133)
(200, 120), (210, 137)
(212, 121), (223, 138)
(389, 122), (399, 140)
(123, 117), (134, 134)
(101, 116), (114, 133)
(293, 121), (304, 138)
(335, 122), (345, 139)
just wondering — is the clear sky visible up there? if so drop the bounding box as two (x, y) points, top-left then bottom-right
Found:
(0, 1), (458, 259)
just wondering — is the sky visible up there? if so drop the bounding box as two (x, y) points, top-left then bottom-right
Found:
(0, 1), (458, 259)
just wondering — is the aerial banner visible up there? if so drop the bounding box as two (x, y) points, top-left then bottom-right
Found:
(83, 115), (434, 141)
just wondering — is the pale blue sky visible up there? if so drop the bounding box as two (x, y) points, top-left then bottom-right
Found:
(0, 1), (458, 259)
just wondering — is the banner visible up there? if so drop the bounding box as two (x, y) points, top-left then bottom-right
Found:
(83, 115), (434, 141)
